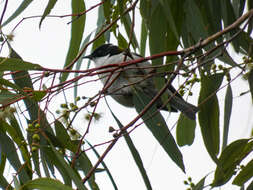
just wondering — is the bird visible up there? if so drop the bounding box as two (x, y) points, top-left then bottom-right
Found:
(83, 44), (198, 120)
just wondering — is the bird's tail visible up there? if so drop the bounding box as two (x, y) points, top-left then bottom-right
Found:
(168, 92), (199, 120)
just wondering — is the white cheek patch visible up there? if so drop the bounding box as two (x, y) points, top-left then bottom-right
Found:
(93, 55), (110, 67)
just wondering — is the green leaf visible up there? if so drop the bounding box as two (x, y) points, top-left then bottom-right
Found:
(140, 20), (147, 56)
(39, 0), (58, 28)
(121, 13), (139, 49)
(192, 176), (207, 190)
(198, 73), (224, 163)
(103, 0), (112, 22)
(212, 139), (253, 187)
(246, 180), (253, 190)
(0, 78), (24, 94)
(74, 32), (92, 100)
(60, 0), (86, 82)
(184, 0), (208, 42)
(0, 91), (22, 106)
(233, 159), (253, 186)
(41, 146), (73, 188)
(32, 149), (41, 177)
(133, 89), (185, 172)
(0, 120), (32, 177)
(0, 153), (6, 174)
(2, 0), (34, 26)
(86, 140), (118, 190)
(54, 120), (77, 151)
(117, 32), (128, 49)
(176, 114), (196, 146)
(106, 100), (151, 189)
(21, 178), (73, 190)
(75, 152), (99, 190)
(0, 57), (42, 71)
(222, 84), (233, 150)
(159, 0), (180, 41)
(32, 90), (47, 102)
(0, 129), (30, 183)
(248, 69), (253, 102)
(45, 144), (87, 190)
(54, 120), (71, 143)
(0, 172), (12, 190)
(40, 150), (52, 178)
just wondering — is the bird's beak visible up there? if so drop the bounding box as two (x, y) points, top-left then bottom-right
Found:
(83, 55), (92, 59)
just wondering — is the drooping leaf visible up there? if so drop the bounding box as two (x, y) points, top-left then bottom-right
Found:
(40, 150), (52, 178)
(176, 113), (196, 146)
(222, 84), (233, 150)
(192, 175), (207, 190)
(2, 0), (34, 26)
(75, 152), (99, 190)
(232, 159), (253, 186)
(39, 0), (58, 28)
(248, 69), (253, 102)
(86, 140), (118, 190)
(60, 0), (86, 82)
(0, 57), (42, 71)
(0, 91), (22, 106)
(159, 0), (180, 41)
(47, 144), (87, 190)
(41, 146), (74, 188)
(21, 178), (73, 190)
(106, 99), (151, 190)
(184, 0), (208, 42)
(0, 129), (30, 183)
(246, 180), (253, 190)
(140, 20), (147, 56)
(212, 139), (253, 187)
(133, 89), (185, 172)
(0, 172), (12, 190)
(198, 73), (224, 163)
(74, 32), (92, 100)
(31, 149), (41, 177)
(0, 119), (32, 178)
(121, 13), (139, 49)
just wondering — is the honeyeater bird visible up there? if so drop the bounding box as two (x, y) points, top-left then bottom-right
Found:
(83, 44), (198, 120)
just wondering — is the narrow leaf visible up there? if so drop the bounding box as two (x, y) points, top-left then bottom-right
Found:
(133, 89), (185, 172)
(121, 13), (139, 49)
(0, 91), (22, 106)
(140, 20), (147, 56)
(233, 159), (253, 186)
(39, 0), (58, 28)
(41, 146), (72, 187)
(176, 114), (196, 146)
(0, 129), (30, 183)
(0, 57), (42, 71)
(222, 84), (233, 150)
(198, 73), (223, 163)
(192, 176), (207, 190)
(212, 139), (253, 187)
(106, 100), (151, 189)
(21, 178), (73, 190)
(0, 172), (12, 190)
(2, 0), (34, 26)
(48, 144), (87, 190)
(60, 0), (86, 82)
(248, 69), (253, 102)
(86, 140), (118, 190)
(246, 180), (253, 190)
(75, 152), (99, 190)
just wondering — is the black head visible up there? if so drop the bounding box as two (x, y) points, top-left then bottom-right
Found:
(83, 44), (123, 60)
